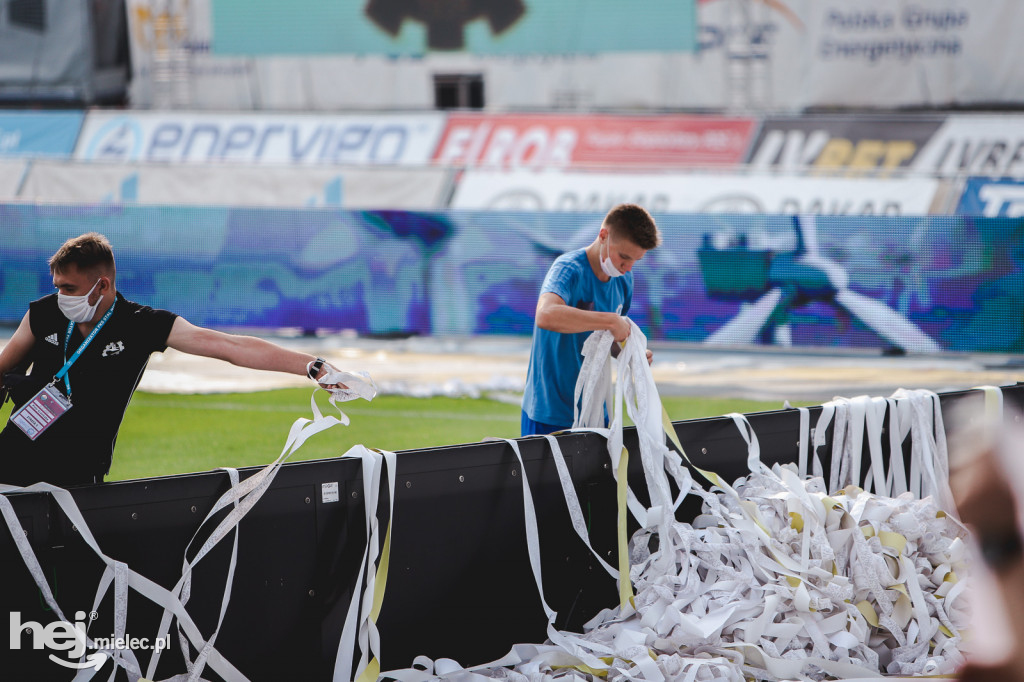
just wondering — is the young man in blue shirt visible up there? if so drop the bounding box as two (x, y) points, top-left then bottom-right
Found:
(521, 204), (661, 436)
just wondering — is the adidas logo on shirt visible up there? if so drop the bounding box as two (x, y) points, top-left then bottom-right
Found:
(44, 333), (59, 346)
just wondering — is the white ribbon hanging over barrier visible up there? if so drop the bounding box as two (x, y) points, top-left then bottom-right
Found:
(384, 323), (692, 682)
(1, 384), (379, 682)
(332, 445), (397, 682)
(383, 433), (620, 682)
(809, 389), (956, 512)
(385, 326), (977, 681)
(575, 322), (693, 539)
(0, 480), (251, 682)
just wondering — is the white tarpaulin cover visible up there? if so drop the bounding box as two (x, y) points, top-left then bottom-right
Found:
(20, 161), (451, 209)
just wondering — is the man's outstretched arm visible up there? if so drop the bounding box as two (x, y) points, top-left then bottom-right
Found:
(166, 317), (329, 382)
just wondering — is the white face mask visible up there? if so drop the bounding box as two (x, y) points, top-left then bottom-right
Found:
(57, 279), (103, 323)
(599, 236), (624, 278)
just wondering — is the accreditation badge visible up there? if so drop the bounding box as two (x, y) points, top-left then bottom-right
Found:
(10, 383), (72, 441)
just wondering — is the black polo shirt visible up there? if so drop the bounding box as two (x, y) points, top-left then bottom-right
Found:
(0, 292), (177, 487)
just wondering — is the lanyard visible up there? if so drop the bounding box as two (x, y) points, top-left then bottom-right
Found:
(57, 297), (116, 401)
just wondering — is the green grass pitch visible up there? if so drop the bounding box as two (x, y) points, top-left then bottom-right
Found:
(0, 390), (805, 482)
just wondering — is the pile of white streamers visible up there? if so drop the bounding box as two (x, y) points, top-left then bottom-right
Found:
(412, 323), (975, 682)
(450, 468), (971, 682)
(623, 468), (968, 680)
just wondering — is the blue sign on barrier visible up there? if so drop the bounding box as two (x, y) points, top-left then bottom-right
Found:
(0, 112), (83, 158)
(1, 206), (1022, 353)
(956, 176), (1024, 217)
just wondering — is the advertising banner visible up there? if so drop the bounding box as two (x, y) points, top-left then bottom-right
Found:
(747, 115), (945, 173)
(911, 115), (1024, 178)
(74, 112), (446, 165)
(2, 208), (1022, 354)
(435, 213), (1024, 352)
(798, 1), (967, 108)
(699, 0), (1024, 110)
(0, 206), (444, 337)
(211, 0), (697, 56)
(955, 177), (1024, 217)
(434, 114), (757, 169)
(20, 162), (451, 209)
(0, 112), (84, 158)
(450, 171), (940, 215)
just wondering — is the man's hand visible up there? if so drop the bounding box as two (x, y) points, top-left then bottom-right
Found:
(646, 349), (654, 365)
(610, 315), (631, 343)
(313, 362), (349, 390)
(317, 366), (378, 402)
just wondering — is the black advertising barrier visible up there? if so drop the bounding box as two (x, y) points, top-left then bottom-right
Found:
(2, 384), (1023, 680)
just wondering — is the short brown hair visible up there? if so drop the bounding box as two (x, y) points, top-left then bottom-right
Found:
(604, 203), (661, 250)
(49, 232), (116, 277)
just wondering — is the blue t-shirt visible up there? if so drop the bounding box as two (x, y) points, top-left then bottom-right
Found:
(522, 248), (633, 427)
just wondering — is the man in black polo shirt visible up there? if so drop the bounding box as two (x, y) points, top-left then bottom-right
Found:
(0, 232), (348, 487)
